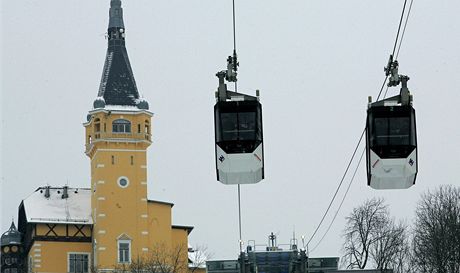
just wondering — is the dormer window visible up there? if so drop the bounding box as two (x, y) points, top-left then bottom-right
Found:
(113, 119), (131, 133)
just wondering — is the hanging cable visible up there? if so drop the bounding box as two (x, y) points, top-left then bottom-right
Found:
(396, 0), (414, 59)
(306, 75), (387, 247)
(232, 0), (238, 93)
(306, 129), (365, 247)
(232, 0), (237, 53)
(231, 0), (243, 252)
(305, 0), (412, 245)
(237, 184), (243, 252)
(392, 0), (408, 57)
(309, 148), (366, 253)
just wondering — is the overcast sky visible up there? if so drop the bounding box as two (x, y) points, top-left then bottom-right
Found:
(2, 0), (460, 261)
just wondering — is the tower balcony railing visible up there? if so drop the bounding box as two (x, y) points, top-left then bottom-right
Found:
(86, 131), (152, 152)
(92, 131), (151, 141)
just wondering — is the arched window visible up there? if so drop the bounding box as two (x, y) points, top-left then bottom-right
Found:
(94, 118), (101, 132)
(117, 234), (132, 264)
(145, 120), (150, 134)
(112, 119), (131, 133)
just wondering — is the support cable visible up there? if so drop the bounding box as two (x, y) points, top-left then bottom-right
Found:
(306, 0), (413, 251)
(308, 75), (391, 251)
(232, 0), (237, 53)
(238, 184), (243, 252)
(396, 0), (414, 59)
(232, 0), (238, 93)
(309, 148), (366, 253)
(232, 0), (242, 252)
(306, 129), (365, 247)
(306, 76), (387, 248)
(392, 0), (408, 57)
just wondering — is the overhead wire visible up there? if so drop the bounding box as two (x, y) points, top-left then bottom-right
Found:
(392, 0), (408, 57)
(396, 0), (414, 59)
(231, 0), (243, 252)
(305, 0), (414, 250)
(305, 129), (365, 247)
(309, 148), (366, 254)
(305, 76), (386, 248)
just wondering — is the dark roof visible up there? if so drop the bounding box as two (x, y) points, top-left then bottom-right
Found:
(172, 225), (194, 234)
(1, 222), (22, 246)
(147, 199), (175, 207)
(95, 0), (148, 109)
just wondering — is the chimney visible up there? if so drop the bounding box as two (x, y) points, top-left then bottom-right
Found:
(62, 186), (69, 199)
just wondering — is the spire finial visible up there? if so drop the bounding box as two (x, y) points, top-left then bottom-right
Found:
(109, 0), (124, 29)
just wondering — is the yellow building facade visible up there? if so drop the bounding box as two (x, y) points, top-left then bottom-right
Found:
(8, 0), (195, 272)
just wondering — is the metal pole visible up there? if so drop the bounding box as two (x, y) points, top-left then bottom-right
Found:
(238, 184), (243, 252)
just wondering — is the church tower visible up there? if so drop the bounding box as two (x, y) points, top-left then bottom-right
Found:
(84, 0), (153, 268)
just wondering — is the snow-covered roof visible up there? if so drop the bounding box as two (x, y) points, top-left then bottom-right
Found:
(23, 187), (92, 225)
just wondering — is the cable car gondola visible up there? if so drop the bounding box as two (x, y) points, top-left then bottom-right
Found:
(366, 59), (417, 189)
(214, 56), (264, 185)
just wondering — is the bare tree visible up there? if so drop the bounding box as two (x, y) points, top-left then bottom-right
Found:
(342, 198), (389, 269)
(108, 243), (189, 273)
(370, 219), (408, 271)
(412, 185), (460, 273)
(188, 245), (212, 273)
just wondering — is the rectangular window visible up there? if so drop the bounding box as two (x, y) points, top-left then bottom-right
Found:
(112, 155), (115, 165)
(130, 156), (134, 165)
(138, 124), (141, 133)
(118, 240), (131, 263)
(68, 253), (89, 273)
(112, 119), (131, 133)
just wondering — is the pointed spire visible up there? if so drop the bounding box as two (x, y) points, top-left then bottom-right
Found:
(94, 0), (149, 110)
(8, 221), (17, 232)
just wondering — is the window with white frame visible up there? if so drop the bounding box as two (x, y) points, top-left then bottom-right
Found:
(112, 119), (131, 133)
(68, 253), (89, 273)
(118, 240), (131, 263)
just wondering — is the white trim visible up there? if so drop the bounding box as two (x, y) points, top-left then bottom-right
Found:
(34, 253), (41, 257)
(34, 248), (41, 252)
(118, 239), (132, 264)
(95, 149), (147, 152)
(141, 214), (148, 218)
(118, 176), (130, 188)
(140, 165), (147, 169)
(142, 248), (149, 252)
(140, 198), (147, 202)
(141, 181), (147, 185)
(98, 247), (106, 251)
(98, 230), (106, 234)
(34, 259), (41, 262)
(88, 146), (151, 158)
(68, 252), (91, 273)
(34, 264), (41, 268)
(97, 197), (106, 201)
(96, 164), (105, 168)
(141, 231), (149, 235)
(98, 213), (106, 218)
(97, 180), (105, 184)
(34, 243), (42, 247)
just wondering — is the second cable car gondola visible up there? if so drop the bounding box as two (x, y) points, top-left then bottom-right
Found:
(366, 61), (417, 189)
(214, 56), (264, 185)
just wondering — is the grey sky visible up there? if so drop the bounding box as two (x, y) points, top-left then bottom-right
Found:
(2, 0), (460, 260)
